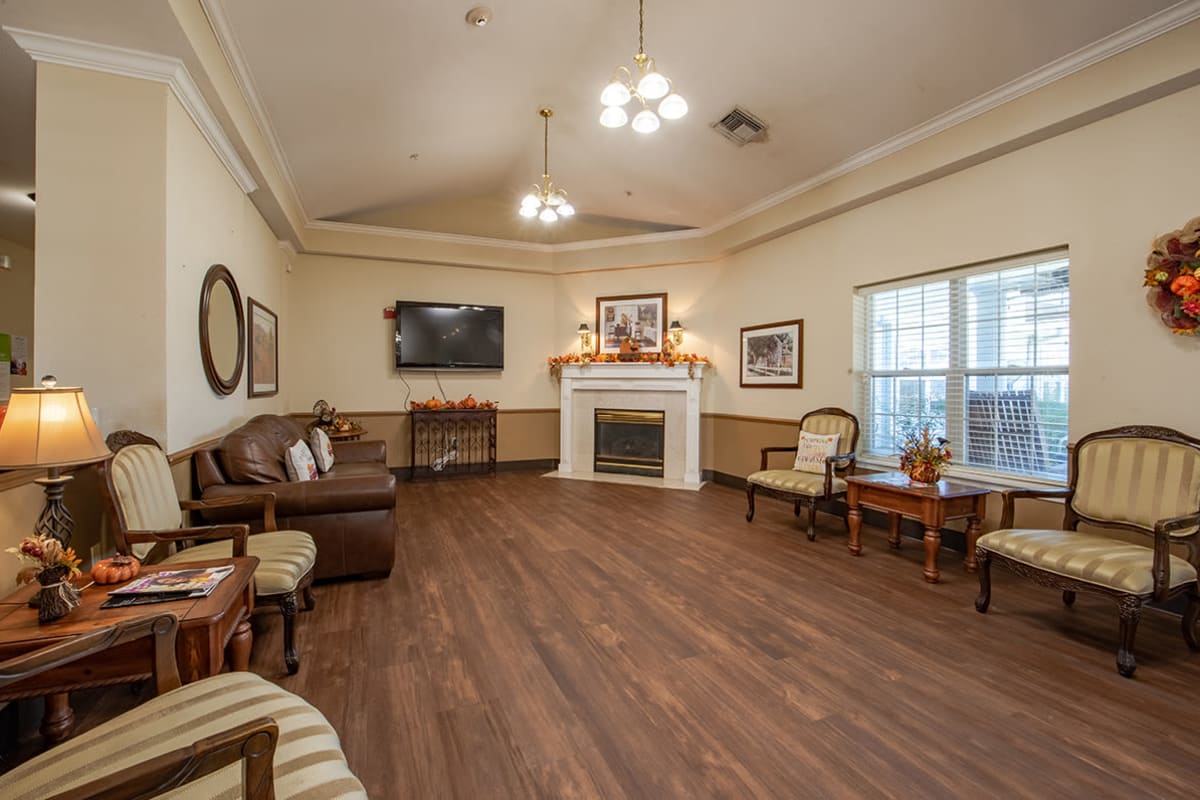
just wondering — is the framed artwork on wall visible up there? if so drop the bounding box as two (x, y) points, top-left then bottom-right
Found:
(740, 319), (803, 388)
(595, 293), (668, 354)
(247, 297), (278, 398)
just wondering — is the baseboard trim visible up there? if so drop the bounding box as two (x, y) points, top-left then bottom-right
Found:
(391, 458), (557, 481)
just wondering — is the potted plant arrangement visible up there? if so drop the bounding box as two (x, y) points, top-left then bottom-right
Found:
(7, 534), (83, 623)
(898, 426), (952, 485)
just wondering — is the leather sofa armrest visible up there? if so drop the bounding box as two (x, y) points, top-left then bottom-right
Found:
(202, 474), (396, 519)
(332, 439), (387, 464)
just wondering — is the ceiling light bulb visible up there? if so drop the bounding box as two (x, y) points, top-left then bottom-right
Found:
(599, 106), (628, 128)
(631, 109), (660, 134)
(637, 71), (669, 101)
(519, 204), (538, 218)
(539, 207), (558, 222)
(658, 93), (688, 120)
(546, 190), (566, 207)
(600, 81), (631, 107)
(557, 203), (575, 217)
(521, 193), (540, 208)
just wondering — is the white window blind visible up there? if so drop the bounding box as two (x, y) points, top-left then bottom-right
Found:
(853, 250), (1069, 481)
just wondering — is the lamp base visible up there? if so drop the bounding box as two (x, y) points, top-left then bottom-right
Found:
(33, 472), (75, 547)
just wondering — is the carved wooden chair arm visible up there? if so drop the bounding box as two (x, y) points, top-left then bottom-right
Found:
(759, 446), (798, 471)
(0, 613), (182, 696)
(821, 452), (858, 495)
(180, 492), (278, 533)
(999, 486), (1074, 528)
(46, 718), (279, 800)
(1149, 511), (1200, 602)
(125, 524), (250, 559)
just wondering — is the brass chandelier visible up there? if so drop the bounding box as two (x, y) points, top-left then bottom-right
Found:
(599, 0), (687, 133)
(519, 107), (575, 223)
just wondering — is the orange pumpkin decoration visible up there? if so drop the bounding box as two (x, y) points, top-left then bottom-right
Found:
(462, 394), (478, 409)
(91, 555), (141, 585)
(424, 397), (443, 410)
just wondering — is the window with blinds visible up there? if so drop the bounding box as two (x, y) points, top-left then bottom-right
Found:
(854, 250), (1069, 481)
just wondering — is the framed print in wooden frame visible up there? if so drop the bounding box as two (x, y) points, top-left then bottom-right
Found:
(595, 293), (668, 354)
(247, 297), (278, 397)
(740, 319), (803, 388)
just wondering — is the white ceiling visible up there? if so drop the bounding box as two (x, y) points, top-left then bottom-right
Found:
(0, 0), (1187, 250)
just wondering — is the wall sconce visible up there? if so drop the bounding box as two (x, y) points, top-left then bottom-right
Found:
(578, 323), (592, 351)
(669, 320), (685, 346)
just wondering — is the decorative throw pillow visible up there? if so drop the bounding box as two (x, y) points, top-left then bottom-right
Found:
(793, 430), (840, 474)
(309, 427), (335, 473)
(284, 439), (319, 482)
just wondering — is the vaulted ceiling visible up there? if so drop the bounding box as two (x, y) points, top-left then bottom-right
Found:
(0, 0), (1188, 250)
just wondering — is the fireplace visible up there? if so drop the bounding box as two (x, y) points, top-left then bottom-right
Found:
(594, 409), (665, 477)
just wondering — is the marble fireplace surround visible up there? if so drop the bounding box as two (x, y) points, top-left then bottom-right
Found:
(555, 363), (705, 488)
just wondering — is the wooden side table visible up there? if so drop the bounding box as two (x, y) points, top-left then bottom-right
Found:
(846, 472), (988, 583)
(0, 556), (256, 743)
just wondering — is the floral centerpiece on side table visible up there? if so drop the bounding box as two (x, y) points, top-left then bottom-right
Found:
(898, 426), (952, 485)
(1144, 215), (1200, 335)
(7, 534), (83, 622)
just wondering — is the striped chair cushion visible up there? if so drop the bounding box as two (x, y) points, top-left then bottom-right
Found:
(1072, 437), (1200, 535)
(802, 414), (857, 458)
(110, 444), (184, 560)
(3, 672), (366, 799)
(978, 529), (1197, 596)
(748, 469), (847, 497)
(163, 530), (316, 595)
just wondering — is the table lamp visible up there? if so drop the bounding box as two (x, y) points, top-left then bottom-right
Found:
(0, 376), (110, 546)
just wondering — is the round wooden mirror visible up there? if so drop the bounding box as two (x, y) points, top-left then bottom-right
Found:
(199, 264), (245, 395)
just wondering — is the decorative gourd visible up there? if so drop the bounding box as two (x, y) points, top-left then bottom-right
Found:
(91, 555), (141, 585)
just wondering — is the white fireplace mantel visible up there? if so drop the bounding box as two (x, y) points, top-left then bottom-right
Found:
(557, 363), (705, 487)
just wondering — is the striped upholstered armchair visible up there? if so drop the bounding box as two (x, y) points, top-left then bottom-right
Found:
(975, 425), (1200, 677)
(745, 407), (859, 541)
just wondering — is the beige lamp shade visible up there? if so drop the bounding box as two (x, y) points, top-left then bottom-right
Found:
(0, 385), (110, 469)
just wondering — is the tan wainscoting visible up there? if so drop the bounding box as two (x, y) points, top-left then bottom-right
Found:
(290, 409), (561, 468)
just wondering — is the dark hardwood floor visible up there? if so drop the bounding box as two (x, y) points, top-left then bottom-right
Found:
(9, 472), (1200, 797)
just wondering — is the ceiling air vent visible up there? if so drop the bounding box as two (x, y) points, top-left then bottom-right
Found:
(712, 106), (768, 146)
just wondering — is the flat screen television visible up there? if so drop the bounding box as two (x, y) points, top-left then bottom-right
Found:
(394, 301), (504, 370)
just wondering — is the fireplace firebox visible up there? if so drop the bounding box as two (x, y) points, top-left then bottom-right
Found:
(594, 409), (665, 477)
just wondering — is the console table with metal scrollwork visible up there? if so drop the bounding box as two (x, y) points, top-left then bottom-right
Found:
(409, 408), (497, 480)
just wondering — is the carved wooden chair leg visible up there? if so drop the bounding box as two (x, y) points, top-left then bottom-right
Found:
(1116, 595), (1142, 678)
(805, 498), (818, 541)
(745, 485), (756, 522)
(974, 551), (992, 613)
(1062, 590), (1076, 607)
(793, 500), (803, 517)
(302, 584), (317, 612)
(281, 592), (300, 675)
(1183, 586), (1199, 652)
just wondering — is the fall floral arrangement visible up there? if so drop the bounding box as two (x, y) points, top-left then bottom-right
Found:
(1144, 215), (1200, 335)
(898, 426), (952, 485)
(7, 534), (83, 622)
(548, 351), (711, 378)
(409, 394), (497, 411)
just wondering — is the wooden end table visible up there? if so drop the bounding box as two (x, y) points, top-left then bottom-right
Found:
(846, 472), (988, 583)
(0, 556), (256, 743)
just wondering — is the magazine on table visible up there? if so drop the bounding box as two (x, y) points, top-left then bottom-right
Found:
(107, 565), (235, 598)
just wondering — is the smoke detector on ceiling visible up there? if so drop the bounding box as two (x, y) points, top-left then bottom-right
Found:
(465, 6), (492, 27)
(712, 106), (768, 146)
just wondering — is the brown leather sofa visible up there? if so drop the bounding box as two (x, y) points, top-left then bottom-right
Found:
(193, 414), (396, 580)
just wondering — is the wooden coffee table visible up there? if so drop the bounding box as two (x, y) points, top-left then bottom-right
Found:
(846, 472), (988, 583)
(0, 556), (256, 743)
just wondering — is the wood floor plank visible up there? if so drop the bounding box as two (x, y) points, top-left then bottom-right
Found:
(10, 472), (1199, 798)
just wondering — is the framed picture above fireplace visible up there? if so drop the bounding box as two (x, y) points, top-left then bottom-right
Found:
(740, 319), (803, 388)
(596, 293), (667, 355)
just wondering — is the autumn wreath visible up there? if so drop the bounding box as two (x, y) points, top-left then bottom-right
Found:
(1144, 216), (1200, 335)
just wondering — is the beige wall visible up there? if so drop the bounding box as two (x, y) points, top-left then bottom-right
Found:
(0, 235), (35, 392)
(286, 253), (560, 413)
(164, 94), (290, 451)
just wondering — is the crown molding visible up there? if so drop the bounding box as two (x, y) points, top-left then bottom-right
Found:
(705, 0), (1200, 235)
(3, 26), (257, 195)
(197, 0), (307, 218)
(306, 219), (557, 253)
